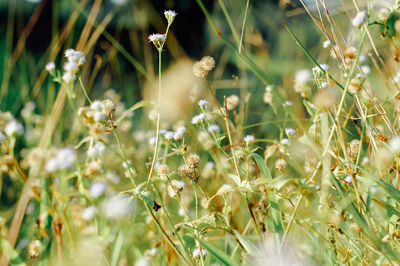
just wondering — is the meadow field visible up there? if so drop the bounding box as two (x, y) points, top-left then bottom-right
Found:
(1, 0), (400, 265)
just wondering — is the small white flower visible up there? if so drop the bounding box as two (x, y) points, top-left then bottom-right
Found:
(243, 135), (255, 144)
(56, 148), (76, 170)
(87, 142), (106, 158)
(149, 137), (157, 145)
(164, 10), (177, 18)
(94, 111), (106, 122)
(191, 114), (206, 124)
(321, 82), (329, 88)
(148, 33), (166, 43)
(90, 100), (104, 111)
(285, 128), (296, 136)
(389, 136), (400, 152)
(265, 85), (274, 92)
(345, 175), (353, 183)
(320, 64), (330, 71)
(106, 171), (121, 184)
(359, 54), (367, 62)
(352, 11), (367, 27)
(361, 65), (371, 75)
(102, 195), (135, 220)
(285, 101), (293, 107)
(90, 182), (107, 198)
(198, 99), (208, 107)
(64, 49), (75, 58)
(82, 206), (97, 220)
(178, 208), (186, 216)
(164, 131), (174, 140)
(62, 72), (75, 83)
(45, 62), (55, 71)
(193, 248), (208, 258)
(122, 160), (132, 169)
(176, 126), (186, 135)
(281, 138), (289, 145)
(64, 61), (78, 72)
(322, 40), (331, 48)
(5, 120), (24, 136)
(207, 124), (220, 133)
(295, 69), (313, 84)
(174, 132), (183, 141)
(45, 158), (59, 173)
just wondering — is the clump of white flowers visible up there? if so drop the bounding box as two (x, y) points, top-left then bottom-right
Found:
(62, 48), (86, 84)
(243, 135), (255, 145)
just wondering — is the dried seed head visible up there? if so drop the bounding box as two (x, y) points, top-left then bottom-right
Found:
(84, 160), (103, 178)
(187, 153), (200, 169)
(349, 139), (360, 158)
(275, 158), (287, 173)
(192, 56), (215, 78)
(348, 76), (364, 95)
(157, 164), (170, 178)
(226, 95), (239, 110)
(344, 47), (357, 67)
(178, 164), (191, 180)
(200, 56), (215, 71)
(28, 240), (41, 258)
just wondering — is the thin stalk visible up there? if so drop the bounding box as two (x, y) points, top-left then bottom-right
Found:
(146, 50), (162, 188)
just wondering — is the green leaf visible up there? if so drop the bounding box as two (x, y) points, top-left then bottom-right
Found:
(233, 230), (259, 255)
(0, 238), (26, 266)
(252, 153), (272, 179)
(139, 191), (154, 207)
(196, 238), (240, 266)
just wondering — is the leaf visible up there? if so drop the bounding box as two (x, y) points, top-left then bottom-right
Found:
(138, 191), (154, 207)
(303, 100), (317, 117)
(233, 230), (259, 255)
(252, 153), (272, 179)
(196, 238), (240, 266)
(0, 238), (26, 266)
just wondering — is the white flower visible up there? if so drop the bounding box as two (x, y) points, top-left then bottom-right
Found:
(281, 138), (289, 145)
(122, 160), (132, 169)
(352, 11), (367, 27)
(0, 132), (5, 142)
(135, 258), (151, 266)
(389, 136), (400, 152)
(102, 195), (135, 219)
(178, 208), (186, 216)
(94, 111), (106, 122)
(295, 69), (313, 84)
(148, 33), (166, 43)
(174, 132), (183, 141)
(345, 175), (353, 183)
(64, 61), (78, 72)
(192, 248), (208, 258)
(4, 120), (24, 136)
(82, 206), (97, 220)
(361, 65), (371, 75)
(265, 85), (274, 92)
(87, 142), (106, 158)
(284, 101), (293, 106)
(164, 10), (177, 18)
(45, 62), (55, 71)
(164, 10), (177, 24)
(149, 137), (157, 145)
(176, 126), (186, 135)
(320, 64), (330, 71)
(321, 82), (329, 88)
(322, 40), (331, 48)
(191, 114), (206, 124)
(45, 158), (59, 172)
(62, 72), (75, 83)
(90, 182), (107, 198)
(106, 171), (121, 184)
(56, 148), (76, 170)
(90, 100), (104, 111)
(198, 99), (208, 107)
(64, 49), (75, 58)
(359, 54), (367, 62)
(243, 135), (255, 144)
(164, 131), (174, 140)
(207, 124), (220, 133)
(285, 128), (296, 136)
